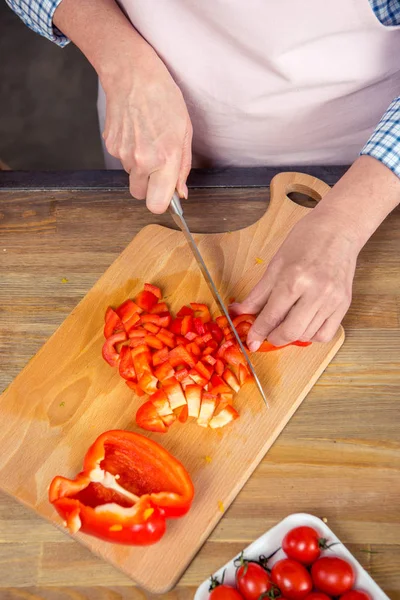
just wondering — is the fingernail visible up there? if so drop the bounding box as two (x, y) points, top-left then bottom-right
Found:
(183, 183), (189, 200)
(248, 341), (261, 353)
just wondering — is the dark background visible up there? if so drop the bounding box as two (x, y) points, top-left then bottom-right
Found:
(0, 0), (104, 169)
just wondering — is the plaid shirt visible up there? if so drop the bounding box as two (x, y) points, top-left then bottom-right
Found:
(6, 0), (400, 178)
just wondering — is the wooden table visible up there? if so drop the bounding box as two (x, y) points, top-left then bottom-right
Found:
(0, 167), (399, 600)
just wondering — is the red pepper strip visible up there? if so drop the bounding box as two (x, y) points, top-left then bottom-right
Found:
(130, 337), (149, 348)
(257, 340), (312, 352)
(232, 314), (256, 327)
(186, 342), (201, 357)
(177, 305), (194, 318)
(215, 359), (225, 376)
(175, 367), (189, 382)
(124, 313), (141, 333)
(193, 317), (206, 335)
(128, 328), (147, 339)
(150, 302), (169, 314)
(157, 329), (176, 348)
(190, 303), (211, 324)
(222, 368), (241, 393)
(203, 354), (217, 366)
(136, 290), (158, 312)
(175, 404), (188, 423)
(132, 352), (152, 381)
(126, 381), (145, 396)
(154, 360), (175, 382)
(216, 340), (234, 359)
(138, 372), (159, 394)
(197, 393), (218, 427)
(142, 322), (160, 334)
(149, 389), (172, 417)
(185, 384), (202, 418)
(162, 377), (187, 409)
(152, 347), (169, 367)
(49, 430), (194, 544)
(238, 363), (251, 385)
(104, 308), (124, 339)
(136, 401), (167, 432)
(181, 315), (194, 336)
(224, 345), (247, 367)
(102, 332), (127, 367)
(144, 283), (162, 299)
(145, 335), (164, 350)
(168, 345), (196, 368)
(119, 346), (137, 381)
(170, 318), (184, 335)
(209, 405), (239, 429)
(141, 314), (161, 325)
(195, 361), (213, 381)
(188, 368), (208, 387)
(202, 342), (218, 356)
(215, 315), (228, 328)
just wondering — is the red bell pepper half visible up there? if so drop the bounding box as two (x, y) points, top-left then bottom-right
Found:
(49, 430), (194, 545)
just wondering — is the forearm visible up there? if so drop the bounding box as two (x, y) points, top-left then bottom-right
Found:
(53, 0), (156, 83)
(314, 156), (400, 250)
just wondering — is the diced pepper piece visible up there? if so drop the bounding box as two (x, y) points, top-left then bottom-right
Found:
(175, 367), (189, 382)
(162, 377), (187, 410)
(124, 313), (141, 333)
(126, 380), (145, 396)
(238, 363), (252, 385)
(175, 335), (187, 346)
(132, 352), (152, 380)
(209, 405), (239, 429)
(197, 393), (218, 427)
(168, 345), (196, 368)
(222, 368), (241, 393)
(116, 299), (143, 322)
(157, 328), (175, 348)
(177, 305), (194, 318)
(232, 314), (256, 327)
(142, 322), (160, 334)
(220, 392), (234, 404)
(190, 303), (211, 324)
(186, 342), (201, 357)
(144, 283), (162, 299)
(102, 331), (127, 367)
(131, 344), (151, 358)
(215, 359), (225, 376)
(188, 368), (208, 387)
(156, 312), (171, 328)
(130, 337), (149, 348)
(154, 361), (175, 382)
(217, 340), (234, 359)
(181, 315), (194, 336)
(208, 322), (224, 343)
(141, 314), (161, 325)
(150, 389), (173, 416)
(224, 345), (247, 367)
(169, 318), (183, 334)
(203, 354), (217, 367)
(138, 372), (159, 394)
(185, 384), (202, 418)
(128, 328), (147, 339)
(196, 360), (213, 380)
(104, 308), (123, 338)
(136, 401), (168, 433)
(152, 347), (169, 367)
(175, 404), (188, 423)
(161, 413), (177, 427)
(235, 321), (252, 340)
(136, 290), (158, 312)
(150, 302), (169, 314)
(193, 317), (206, 335)
(185, 331), (197, 341)
(119, 346), (137, 381)
(202, 341), (218, 356)
(145, 335), (164, 350)
(216, 316), (228, 328)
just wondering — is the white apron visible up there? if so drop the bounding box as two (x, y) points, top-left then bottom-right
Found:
(98, 0), (400, 168)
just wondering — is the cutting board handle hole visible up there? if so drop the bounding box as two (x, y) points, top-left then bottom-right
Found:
(287, 184), (321, 208)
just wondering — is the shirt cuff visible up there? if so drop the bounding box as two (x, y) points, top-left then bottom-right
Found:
(6, 0), (70, 47)
(360, 96), (400, 179)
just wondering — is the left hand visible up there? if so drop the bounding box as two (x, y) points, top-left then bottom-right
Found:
(230, 204), (361, 349)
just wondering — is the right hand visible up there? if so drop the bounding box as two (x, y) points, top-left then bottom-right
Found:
(102, 50), (193, 213)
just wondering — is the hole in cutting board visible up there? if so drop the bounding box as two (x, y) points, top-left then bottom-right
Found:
(287, 191), (319, 208)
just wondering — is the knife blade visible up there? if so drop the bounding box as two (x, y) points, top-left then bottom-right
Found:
(169, 192), (268, 408)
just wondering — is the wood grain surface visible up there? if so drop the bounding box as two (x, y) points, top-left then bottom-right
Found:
(0, 169), (399, 599)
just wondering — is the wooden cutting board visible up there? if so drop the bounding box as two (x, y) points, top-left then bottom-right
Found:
(0, 172), (344, 594)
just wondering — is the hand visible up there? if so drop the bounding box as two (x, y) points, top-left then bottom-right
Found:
(231, 207), (361, 349)
(102, 49), (192, 213)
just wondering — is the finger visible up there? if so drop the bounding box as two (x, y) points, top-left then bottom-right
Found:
(298, 307), (332, 342)
(230, 270), (276, 317)
(246, 285), (301, 351)
(147, 160), (181, 214)
(266, 294), (322, 347)
(311, 304), (348, 343)
(129, 169), (149, 200)
(176, 122), (193, 200)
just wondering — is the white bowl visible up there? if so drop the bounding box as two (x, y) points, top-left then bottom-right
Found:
(195, 513), (389, 600)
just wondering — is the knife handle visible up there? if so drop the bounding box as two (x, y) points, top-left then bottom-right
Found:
(169, 191), (184, 217)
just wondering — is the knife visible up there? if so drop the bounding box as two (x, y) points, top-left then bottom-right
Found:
(169, 192), (268, 408)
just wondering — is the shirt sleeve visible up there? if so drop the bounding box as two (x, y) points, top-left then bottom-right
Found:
(5, 0), (70, 46)
(360, 97), (400, 178)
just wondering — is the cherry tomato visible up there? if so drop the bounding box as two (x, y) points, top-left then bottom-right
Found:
(305, 594), (331, 600)
(340, 592), (372, 600)
(282, 526), (326, 565)
(311, 557), (355, 596)
(271, 558), (312, 600)
(236, 562), (273, 600)
(209, 585), (244, 600)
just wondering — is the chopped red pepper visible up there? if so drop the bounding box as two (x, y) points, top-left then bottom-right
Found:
(102, 331), (127, 367)
(136, 290), (158, 312)
(49, 430), (194, 544)
(168, 345), (196, 368)
(152, 347), (169, 367)
(190, 302), (211, 323)
(169, 318), (184, 335)
(177, 305), (194, 318)
(154, 361), (175, 382)
(150, 302), (169, 314)
(181, 315), (194, 336)
(119, 346), (137, 381)
(144, 283), (162, 299)
(104, 308), (123, 339)
(193, 317), (206, 335)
